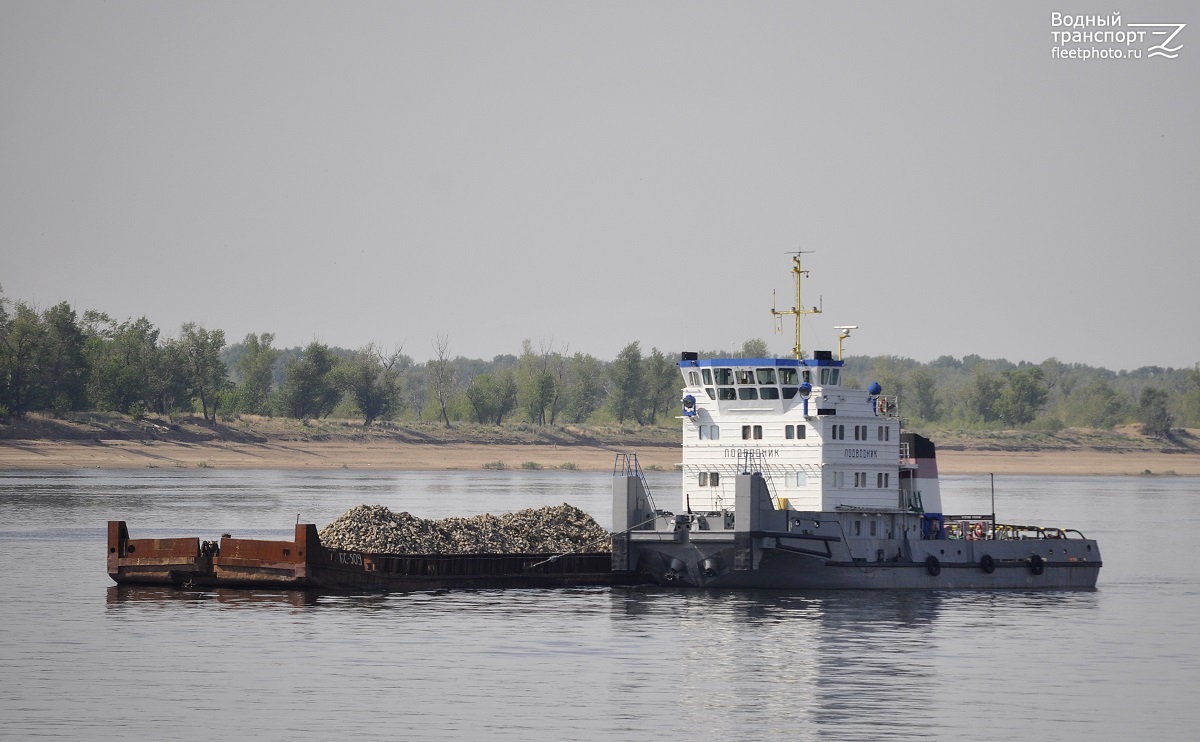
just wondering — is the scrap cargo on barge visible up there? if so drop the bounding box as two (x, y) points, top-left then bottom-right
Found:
(107, 520), (639, 591)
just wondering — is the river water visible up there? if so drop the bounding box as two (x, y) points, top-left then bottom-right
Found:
(1, 469), (1197, 741)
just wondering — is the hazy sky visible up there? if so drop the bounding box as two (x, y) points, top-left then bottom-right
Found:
(2, 1), (1197, 370)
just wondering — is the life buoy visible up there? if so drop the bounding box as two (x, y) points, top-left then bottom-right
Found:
(1029, 554), (1046, 575)
(980, 554), (995, 574)
(925, 554), (941, 577)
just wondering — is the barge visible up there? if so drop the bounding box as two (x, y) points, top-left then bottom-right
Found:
(107, 520), (640, 591)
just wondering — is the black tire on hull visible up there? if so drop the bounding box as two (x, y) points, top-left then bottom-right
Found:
(980, 554), (995, 574)
(1029, 554), (1046, 575)
(925, 555), (941, 577)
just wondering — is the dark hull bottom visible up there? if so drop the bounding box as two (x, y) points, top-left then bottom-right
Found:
(111, 551), (647, 592)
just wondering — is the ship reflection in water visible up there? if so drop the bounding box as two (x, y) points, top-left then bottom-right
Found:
(106, 585), (320, 609)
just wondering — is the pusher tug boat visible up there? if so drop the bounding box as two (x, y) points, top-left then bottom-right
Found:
(610, 254), (1101, 589)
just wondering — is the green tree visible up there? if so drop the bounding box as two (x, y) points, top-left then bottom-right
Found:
(179, 323), (228, 422)
(643, 347), (679, 423)
(1181, 364), (1200, 427)
(1137, 387), (1173, 439)
(278, 341), (343, 420)
(966, 366), (1004, 423)
(233, 333), (280, 415)
(34, 302), (90, 413)
(1066, 378), (1129, 429)
(340, 343), (407, 426)
(153, 336), (195, 417)
(466, 370), (518, 424)
(906, 367), (940, 422)
(87, 316), (161, 414)
(561, 352), (604, 423)
(547, 350), (568, 425)
(0, 300), (45, 418)
(516, 340), (557, 425)
(739, 338), (769, 357)
(994, 367), (1048, 426)
(608, 341), (645, 424)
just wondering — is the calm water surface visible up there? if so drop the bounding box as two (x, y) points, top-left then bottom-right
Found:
(1, 469), (1198, 741)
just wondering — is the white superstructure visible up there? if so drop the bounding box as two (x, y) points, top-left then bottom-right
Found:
(679, 354), (909, 513)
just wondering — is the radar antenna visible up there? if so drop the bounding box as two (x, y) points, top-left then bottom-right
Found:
(834, 325), (858, 360)
(770, 251), (822, 360)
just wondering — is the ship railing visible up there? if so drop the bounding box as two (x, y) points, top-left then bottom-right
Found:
(943, 515), (1089, 541)
(613, 452), (659, 513)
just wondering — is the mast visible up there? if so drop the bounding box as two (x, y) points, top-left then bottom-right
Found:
(771, 252), (822, 360)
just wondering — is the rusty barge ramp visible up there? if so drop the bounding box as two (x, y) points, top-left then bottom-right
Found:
(107, 521), (645, 592)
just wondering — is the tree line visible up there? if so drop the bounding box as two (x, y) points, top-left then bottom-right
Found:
(2, 293), (1199, 437)
(0, 294), (683, 428)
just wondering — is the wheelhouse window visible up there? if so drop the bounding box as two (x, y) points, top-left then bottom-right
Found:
(705, 388), (716, 400)
(782, 387), (800, 399)
(688, 371), (700, 386)
(738, 387), (759, 400)
(714, 368), (734, 385)
(780, 368), (798, 385)
(820, 368), (840, 386)
(702, 368), (713, 385)
(756, 368), (776, 384)
(735, 369), (754, 385)
(759, 387), (780, 400)
(718, 388), (737, 400)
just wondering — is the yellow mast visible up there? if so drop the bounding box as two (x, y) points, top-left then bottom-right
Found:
(771, 252), (821, 360)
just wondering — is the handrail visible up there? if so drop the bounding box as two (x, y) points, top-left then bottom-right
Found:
(612, 453), (658, 512)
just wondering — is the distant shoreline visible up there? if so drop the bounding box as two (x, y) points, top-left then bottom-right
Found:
(2, 438), (1198, 476)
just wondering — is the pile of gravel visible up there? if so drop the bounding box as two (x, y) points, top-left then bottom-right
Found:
(318, 503), (612, 555)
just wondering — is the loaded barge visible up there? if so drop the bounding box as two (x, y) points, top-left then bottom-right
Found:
(107, 520), (640, 591)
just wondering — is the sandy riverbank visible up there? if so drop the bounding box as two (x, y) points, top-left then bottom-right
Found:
(2, 438), (1199, 476)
